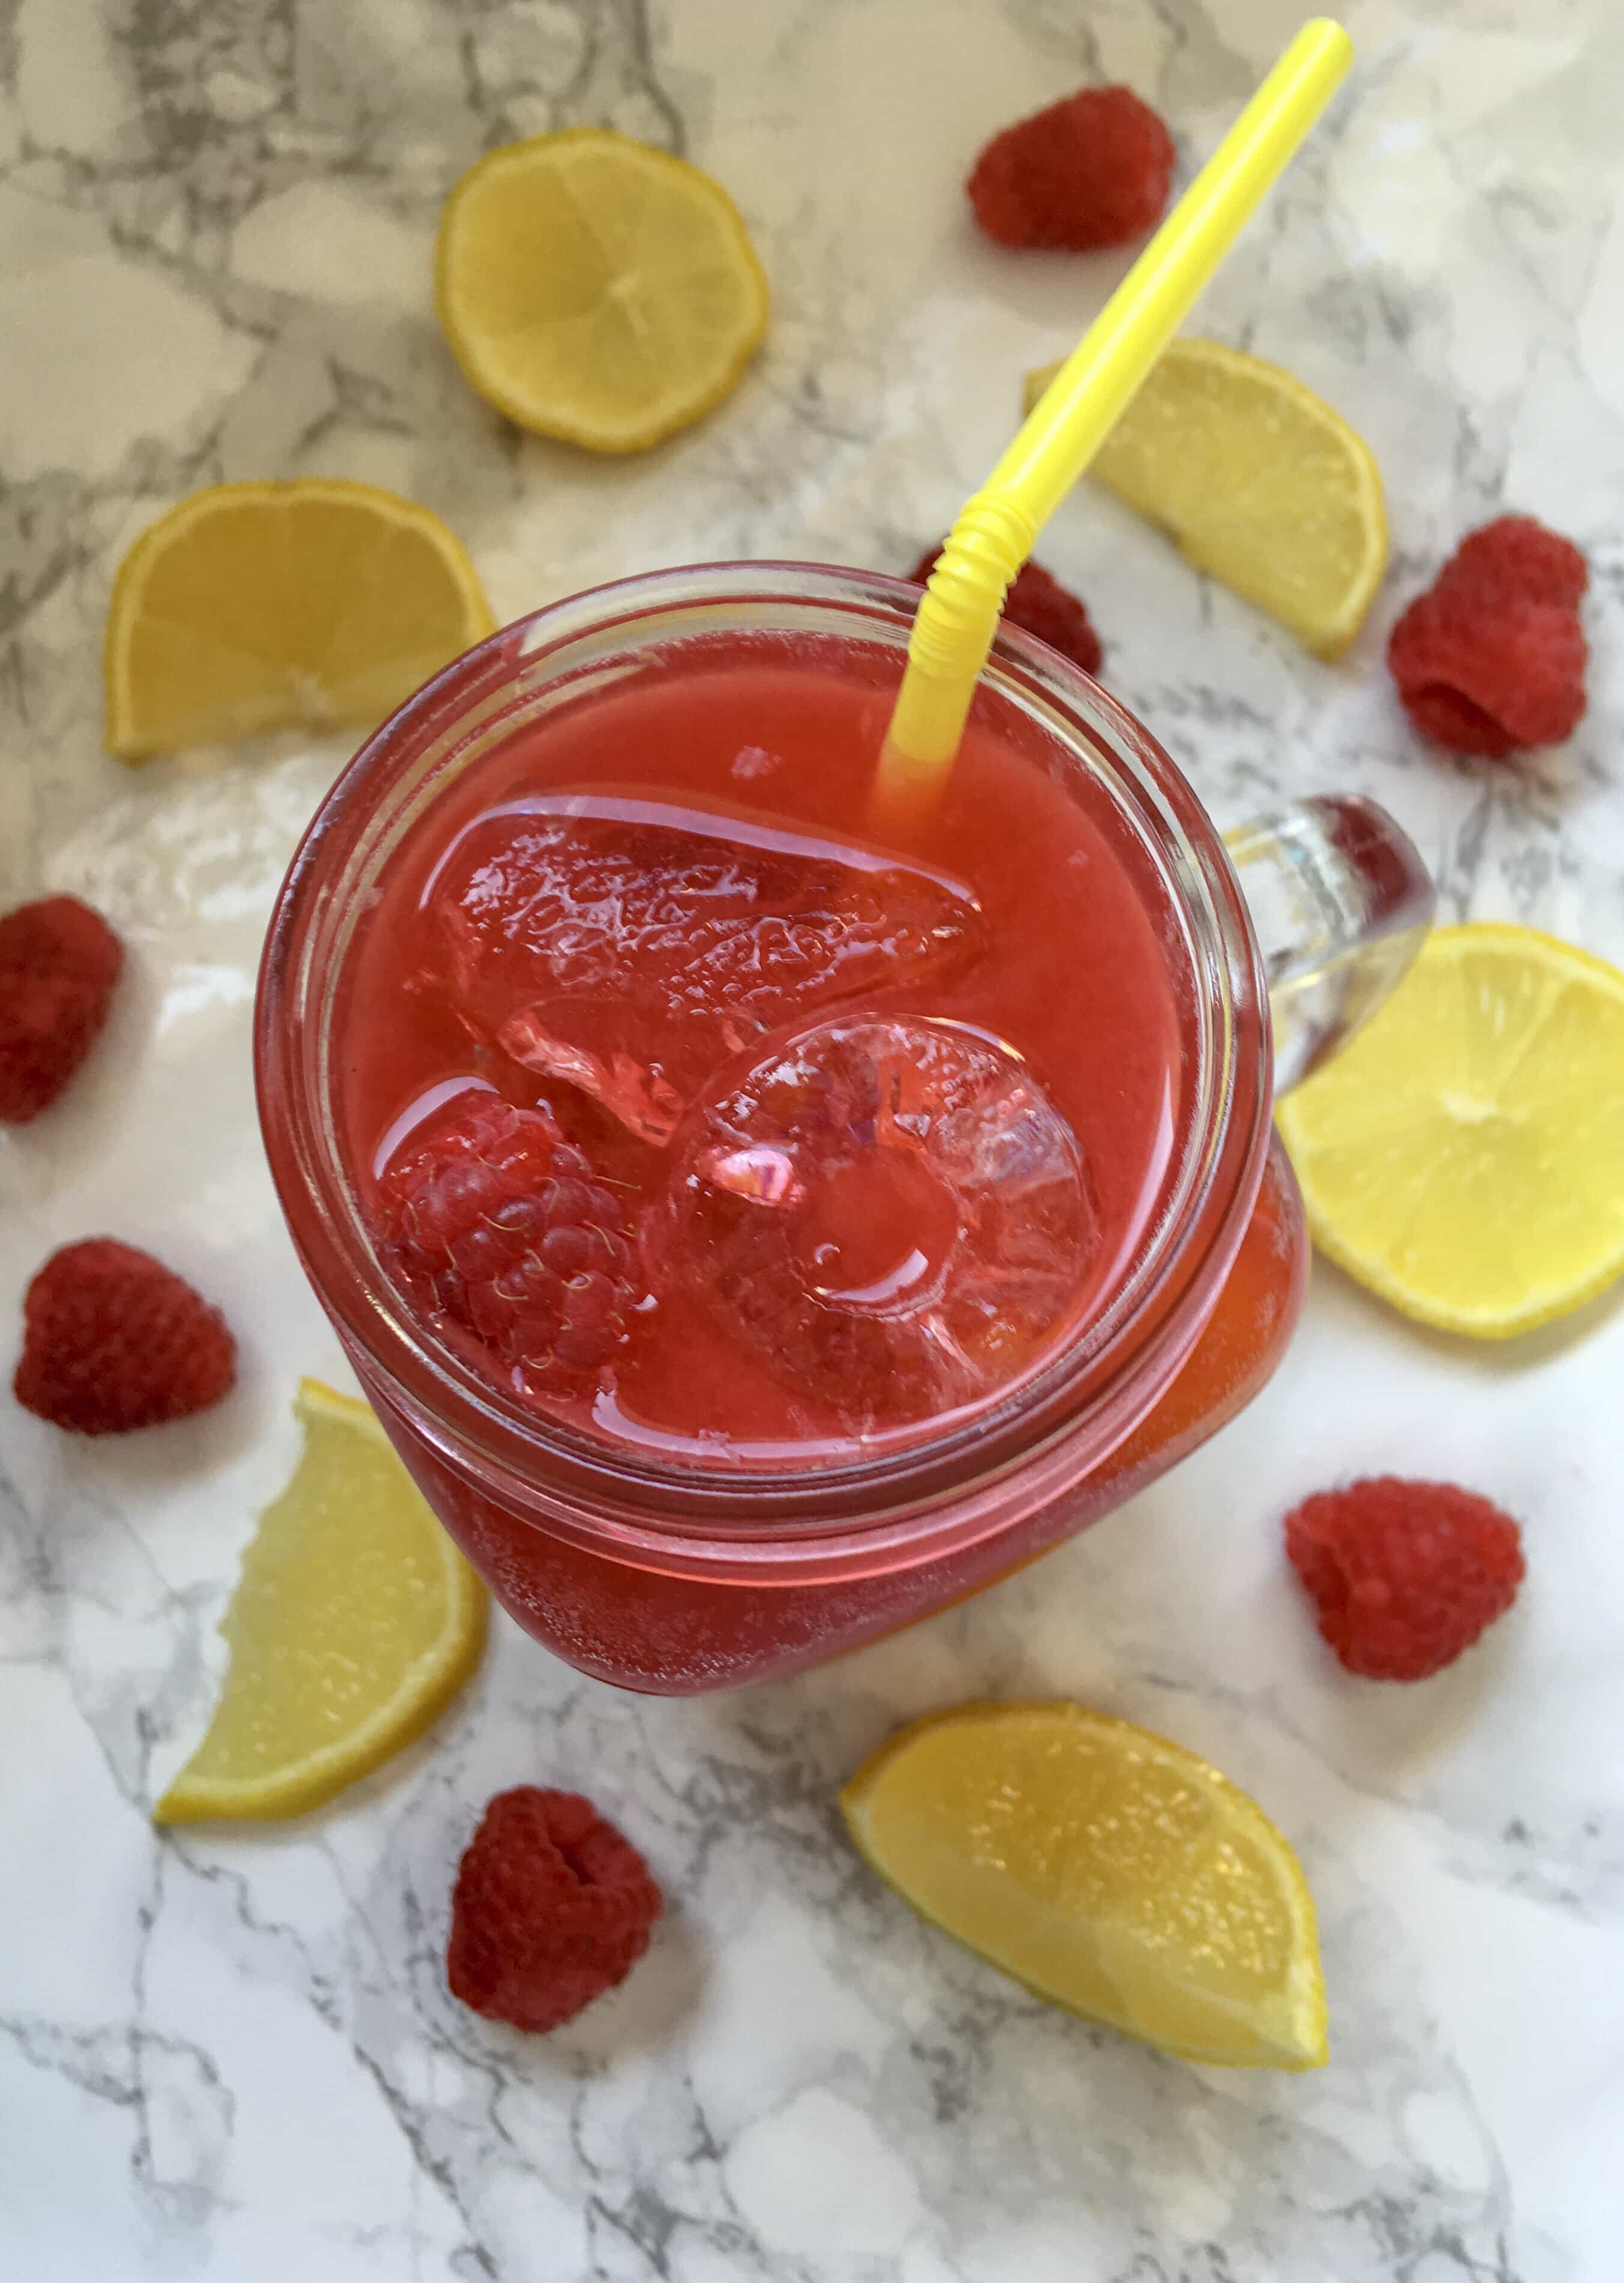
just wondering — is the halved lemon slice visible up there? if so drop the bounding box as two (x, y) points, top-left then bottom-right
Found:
(842, 1702), (1327, 2069)
(1024, 337), (1387, 656)
(154, 1379), (488, 1823)
(436, 128), (769, 453)
(106, 479), (494, 761)
(1278, 923), (1624, 1337)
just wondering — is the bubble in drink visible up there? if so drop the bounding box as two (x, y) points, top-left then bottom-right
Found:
(655, 1016), (1098, 1428)
(421, 793), (987, 1144)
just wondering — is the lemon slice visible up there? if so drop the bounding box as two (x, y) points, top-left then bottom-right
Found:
(1277, 923), (1624, 1338)
(1024, 338), (1387, 656)
(842, 1702), (1327, 2070)
(154, 1379), (488, 1823)
(106, 479), (494, 761)
(436, 128), (769, 454)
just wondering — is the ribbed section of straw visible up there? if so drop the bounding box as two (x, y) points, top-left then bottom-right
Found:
(906, 495), (1035, 680)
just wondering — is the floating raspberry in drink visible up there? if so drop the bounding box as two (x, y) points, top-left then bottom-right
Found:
(967, 85), (1175, 251)
(424, 793), (986, 1142)
(376, 1092), (640, 1400)
(447, 1786), (662, 2033)
(657, 1015), (1098, 1428)
(1284, 1475), (1524, 1680)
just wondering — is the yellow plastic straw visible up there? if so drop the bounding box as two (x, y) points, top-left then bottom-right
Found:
(875, 17), (1353, 820)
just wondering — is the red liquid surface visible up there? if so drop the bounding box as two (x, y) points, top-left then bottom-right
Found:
(340, 642), (1185, 1457)
(332, 636), (1306, 1688)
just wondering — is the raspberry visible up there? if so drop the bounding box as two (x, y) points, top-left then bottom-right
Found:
(909, 545), (1103, 677)
(1388, 586), (1586, 757)
(14, 1238), (236, 1434)
(1283, 1476), (1524, 1681)
(1388, 515), (1589, 758)
(446, 1786), (662, 2033)
(1441, 515), (1588, 610)
(0, 895), (123, 1123)
(967, 85), (1174, 252)
(377, 1093), (640, 1398)
(1394, 680), (1521, 762)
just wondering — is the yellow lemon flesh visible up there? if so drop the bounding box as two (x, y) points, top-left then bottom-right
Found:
(106, 479), (494, 761)
(437, 127), (769, 454)
(1278, 923), (1624, 1338)
(842, 1702), (1327, 2070)
(155, 1379), (488, 1823)
(1025, 337), (1386, 656)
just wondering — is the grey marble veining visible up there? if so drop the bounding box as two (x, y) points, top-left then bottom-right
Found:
(3, 2), (1623, 2278)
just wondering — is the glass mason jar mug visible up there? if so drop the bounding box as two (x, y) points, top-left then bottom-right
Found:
(256, 564), (1431, 1695)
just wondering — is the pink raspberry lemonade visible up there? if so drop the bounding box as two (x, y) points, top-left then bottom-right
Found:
(257, 564), (1430, 1693)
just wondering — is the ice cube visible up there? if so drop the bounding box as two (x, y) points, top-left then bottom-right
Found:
(421, 792), (986, 1142)
(653, 1015), (1098, 1429)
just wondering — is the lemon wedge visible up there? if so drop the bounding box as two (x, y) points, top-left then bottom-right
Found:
(1277, 923), (1624, 1337)
(106, 479), (494, 761)
(154, 1379), (488, 1823)
(842, 1701), (1327, 2070)
(1025, 337), (1386, 656)
(437, 128), (769, 453)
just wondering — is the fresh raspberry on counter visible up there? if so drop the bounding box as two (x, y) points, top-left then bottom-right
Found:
(1283, 1475), (1524, 1681)
(0, 895), (124, 1123)
(1442, 515), (1588, 611)
(377, 1092), (641, 1398)
(14, 1238), (236, 1434)
(446, 1786), (662, 2033)
(967, 85), (1175, 251)
(1387, 515), (1589, 758)
(909, 545), (1103, 677)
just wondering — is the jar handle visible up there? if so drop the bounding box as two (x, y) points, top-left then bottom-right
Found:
(1225, 795), (1435, 1095)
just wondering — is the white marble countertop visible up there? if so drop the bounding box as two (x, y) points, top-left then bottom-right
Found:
(4, 2), (1623, 2276)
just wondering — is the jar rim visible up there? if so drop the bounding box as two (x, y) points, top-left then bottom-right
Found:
(255, 560), (1272, 1560)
